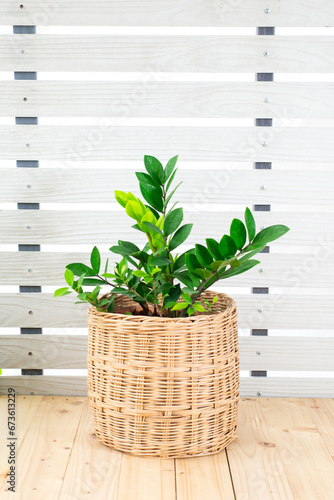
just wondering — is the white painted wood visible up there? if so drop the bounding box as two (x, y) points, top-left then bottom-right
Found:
(1, 0), (333, 27)
(2, 168), (334, 206)
(2, 36), (334, 73)
(0, 293), (332, 329)
(1, 126), (334, 162)
(1, 376), (333, 397)
(1, 335), (333, 371)
(2, 252), (332, 288)
(3, 82), (334, 119)
(0, 209), (330, 247)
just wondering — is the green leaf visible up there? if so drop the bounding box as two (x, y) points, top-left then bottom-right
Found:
(243, 242), (267, 252)
(230, 218), (247, 250)
(230, 259), (241, 268)
(64, 268), (74, 287)
(139, 183), (163, 212)
(164, 155), (178, 183)
(252, 225), (290, 245)
(104, 257), (109, 274)
(135, 171), (161, 191)
(77, 273), (86, 289)
(219, 235), (237, 259)
(166, 168), (178, 192)
(164, 207), (183, 236)
(142, 221), (163, 236)
(133, 270), (147, 277)
(164, 182), (182, 208)
(148, 256), (171, 267)
(90, 246), (101, 274)
(193, 303), (206, 313)
(195, 244), (213, 268)
(206, 238), (222, 260)
(212, 295), (218, 304)
(173, 253), (186, 271)
(81, 278), (105, 286)
(171, 302), (188, 311)
(169, 224), (193, 251)
(118, 240), (140, 253)
(210, 260), (229, 271)
(144, 155), (164, 184)
(115, 190), (133, 208)
(174, 271), (199, 289)
(187, 307), (195, 316)
(126, 200), (146, 221)
(245, 207), (256, 242)
(107, 300), (115, 313)
(163, 283), (181, 308)
(181, 292), (192, 304)
(54, 287), (71, 297)
(239, 247), (265, 262)
(185, 253), (203, 276)
(220, 259), (260, 279)
(66, 263), (95, 277)
(195, 268), (213, 279)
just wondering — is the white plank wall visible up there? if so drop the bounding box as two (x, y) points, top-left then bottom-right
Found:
(1, 0), (334, 27)
(1, 126), (334, 162)
(2, 82), (334, 119)
(0, 5), (333, 397)
(0, 294), (333, 330)
(2, 36), (334, 73)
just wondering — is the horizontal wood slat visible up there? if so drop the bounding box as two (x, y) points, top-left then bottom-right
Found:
(1, 126), (334, 162)
(2, 36), (334, 73)
(0, 376), (333, 397)
(1, 0), (334, 27)
(1, 168), (333, 205)
(0, 210), (331, 247)
(0, 293), (332, 329)
(1, 335), (333, 371)
(2, 82), (334, 119)
(1, 252), (331, 288)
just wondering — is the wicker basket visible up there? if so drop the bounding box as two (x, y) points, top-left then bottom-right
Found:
(87, 291), (239, 458)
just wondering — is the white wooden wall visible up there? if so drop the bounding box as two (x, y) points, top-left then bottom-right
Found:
(1, 0), (334, 397)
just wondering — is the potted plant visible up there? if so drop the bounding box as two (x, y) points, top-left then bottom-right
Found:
(55, 155), (289, 458)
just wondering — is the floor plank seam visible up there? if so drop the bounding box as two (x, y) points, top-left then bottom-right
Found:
(225, 448), (237, 500)
(173, 458), (177, 500)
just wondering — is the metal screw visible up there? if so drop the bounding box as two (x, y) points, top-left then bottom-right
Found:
(260, 225), (265, 230)
(258, 308), (263, 313)
(262, 142), (268, 147)
(26, 143), (30, 147)
(26, 225), (31, 230)
(264, 97), (270, 103)
(256, 351), (262, 356)
(263, 51), (269, 57)
(28, 351), (32, 356)
(26, 184), (31, 188)
(20, 4), (24, 9)
(21, 49), (25, 54)
(30, 392), (34, 395)
(260, 185), (266, 190)
(264, 8), (270, 14)
(257, 391), (262, 397)
(23, 97), (27, 102)
(27, 268), (32, 273)
(28, 310), (33, 315)
(259, 268), (265, 273)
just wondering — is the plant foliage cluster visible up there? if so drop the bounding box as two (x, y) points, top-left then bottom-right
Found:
(55, 156), (289, 317)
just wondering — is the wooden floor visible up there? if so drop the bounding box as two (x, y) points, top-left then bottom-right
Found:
(0, 397), (333, 499)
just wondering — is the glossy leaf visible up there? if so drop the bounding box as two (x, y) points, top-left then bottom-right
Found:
(135, 172), (161, 191)
(126, 200), (146, 221)
(164, 182), (182, 208)
(90, 246), (101, 274)
(148, 255), (171, 267)
(164, 155), (178, 183)
(185, 253), (202, 275)
(206, 238), (222, 260)
(144, 155), (164, 184)
(166, 168), (178, 192)
(220, 259), (260, 279)
(169, 224), (193, 251)
(193, 303), (206, 313)
(219, 235), (237, 259)
(64, 268), (74, 287)
(142, 222), (163, 236)
(66, 263), (95, 277)
(245, 207), (256, 242)
(230, 218), (247, 250)
(54, 287), (71, 297)
(171, 302), (188, 311)
(195, 244), (213, 268)
(164, 207), (183, 236)
(252, 225), (290, 245)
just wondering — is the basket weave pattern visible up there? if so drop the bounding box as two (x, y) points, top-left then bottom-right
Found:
(87, 291), (239, 458)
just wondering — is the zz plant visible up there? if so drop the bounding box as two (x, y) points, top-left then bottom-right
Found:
(55, 155), (289, 317)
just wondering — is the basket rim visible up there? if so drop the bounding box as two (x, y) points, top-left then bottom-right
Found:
(88, 291), (236, 323)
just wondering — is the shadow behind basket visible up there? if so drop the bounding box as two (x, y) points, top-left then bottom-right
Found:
(87, 291), (239, 458)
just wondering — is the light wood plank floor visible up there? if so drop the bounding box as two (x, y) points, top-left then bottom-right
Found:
(0, 397), (333, 499)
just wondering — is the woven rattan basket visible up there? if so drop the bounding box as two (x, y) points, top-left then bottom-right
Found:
(87, 291), (239, 458)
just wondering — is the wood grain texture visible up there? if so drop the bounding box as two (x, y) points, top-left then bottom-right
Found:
(1, 0), (334, 26)
(2, 251), (333, 288)
(226, 397), (294, 500)
(0, 209), (331, 247)
(117, 454), (175, 500)
(1, 126), (334, 162)
(2, 36), (334, 73)
(0, 293), (333, 329)
(59, 399), (123, 500)
(3, 82), (334, 119)
(175, 451), (235, 500)
(2, 168), (334, 205)
(0, 396), (43, 491)
(304, 399), (334, 460)
(1, 335), (334, 372)
(1, 377), (334, 397)
(1, 396), (85, 498)
(256, 398), (334, 499)
(2, 0), (334, 26)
